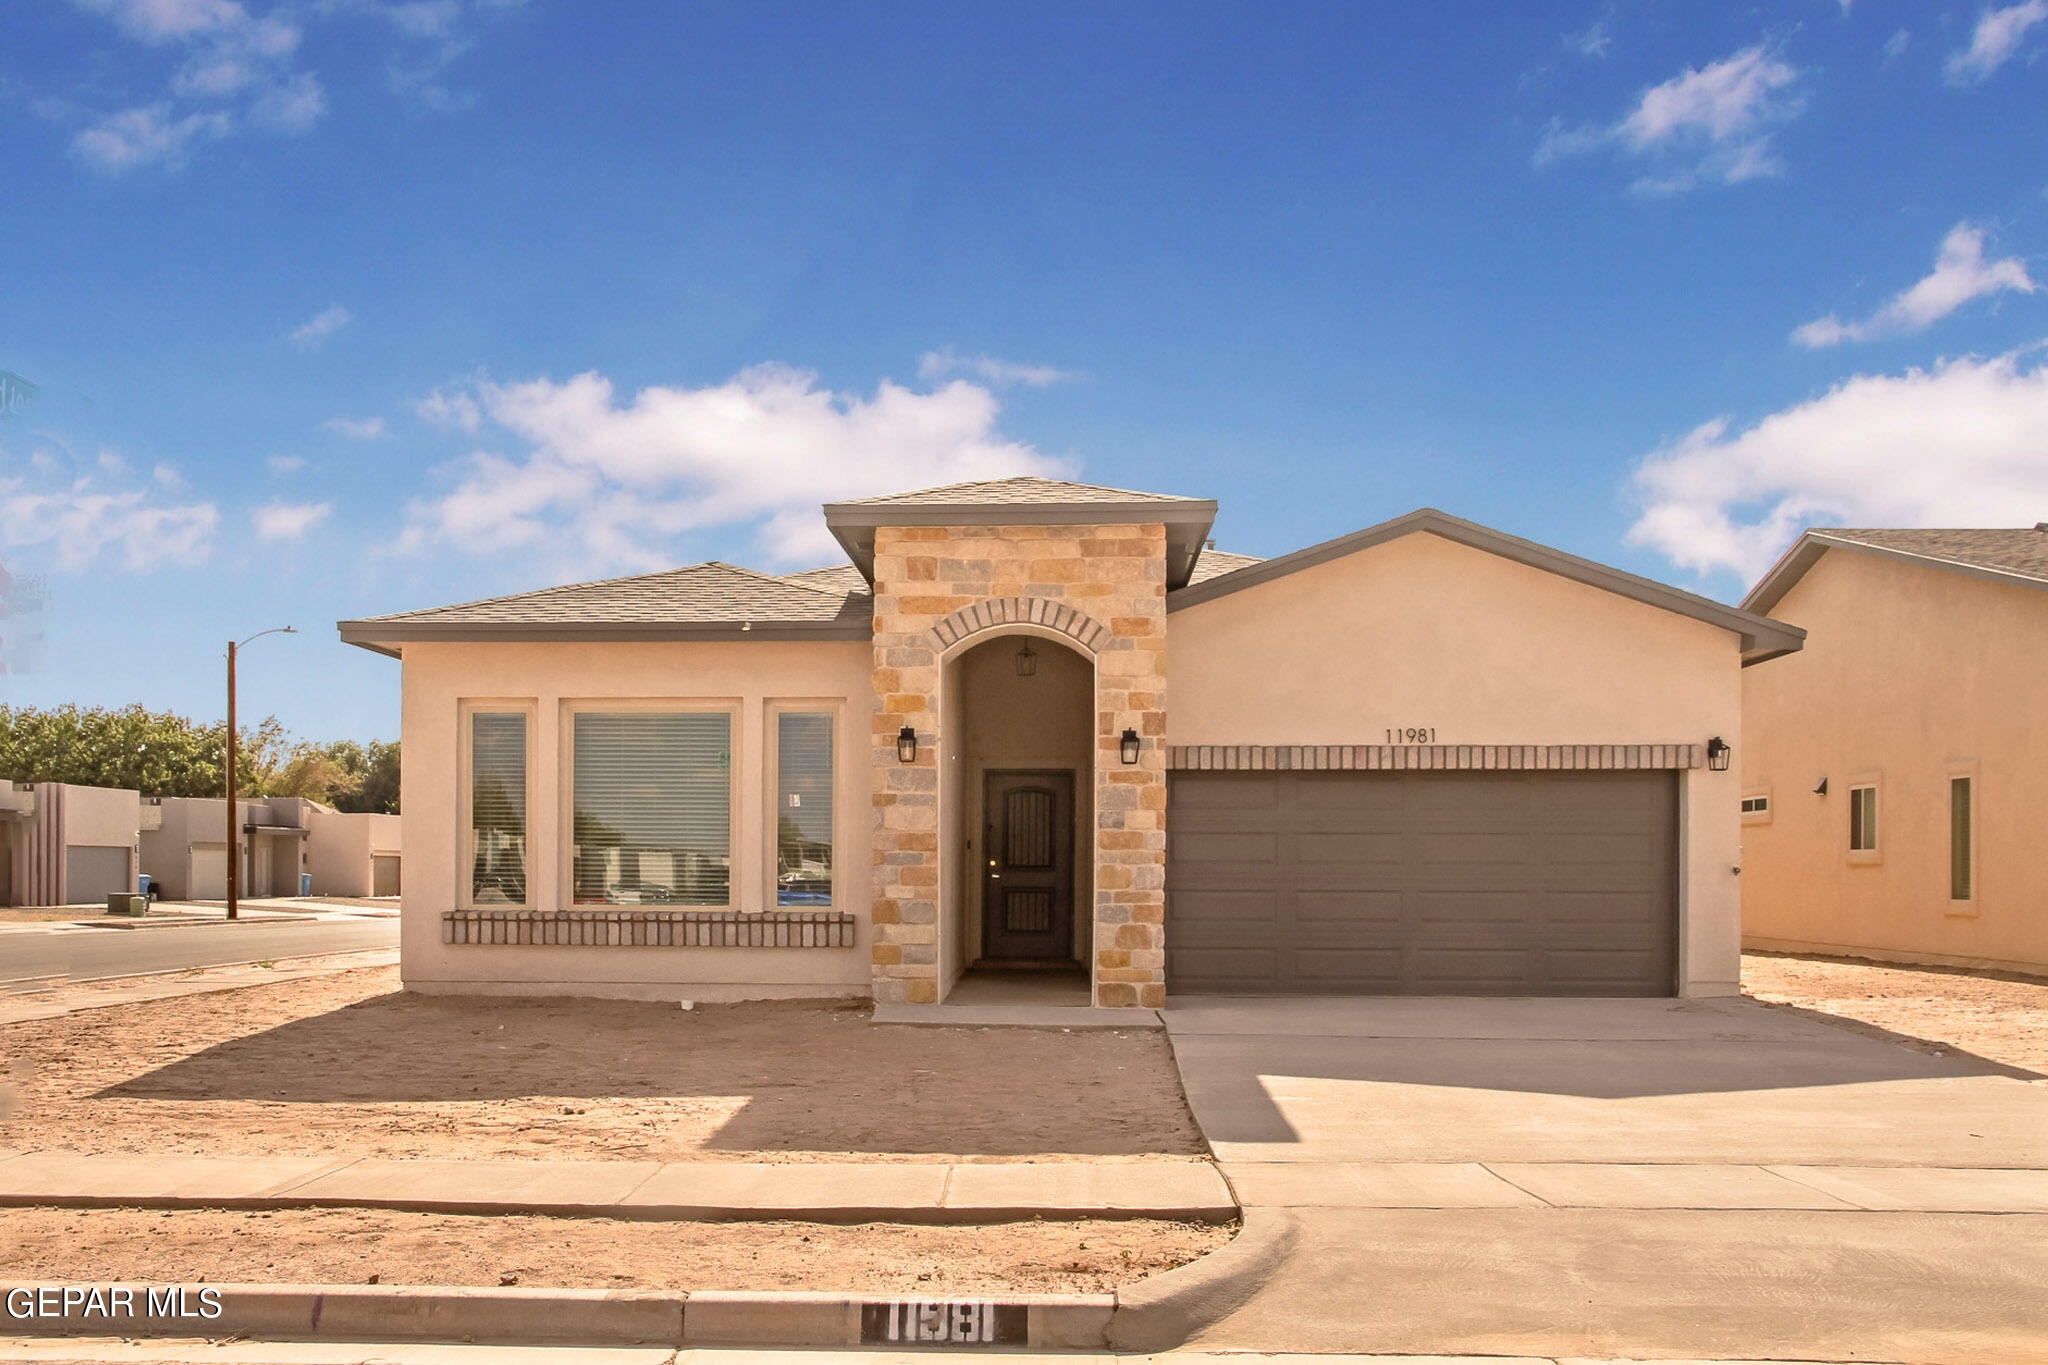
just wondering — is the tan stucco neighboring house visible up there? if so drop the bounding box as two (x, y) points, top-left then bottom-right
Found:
(1739, 525), (2048, 974)
(338, 477), (1802, 1007)
(0, 780), (142, 907)
(140, 796), (401, 900)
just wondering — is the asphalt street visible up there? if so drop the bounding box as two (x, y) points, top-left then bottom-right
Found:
(0, 918), (397, 985)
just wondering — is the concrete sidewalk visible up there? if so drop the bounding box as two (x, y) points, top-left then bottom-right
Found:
(0, 1150), (1237, 1224)
(0, 949), (399, 1025)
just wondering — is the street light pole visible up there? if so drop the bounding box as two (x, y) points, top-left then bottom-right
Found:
(226, 626), (296, 921)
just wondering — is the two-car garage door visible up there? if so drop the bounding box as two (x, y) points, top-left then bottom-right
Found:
(1166, 769), (1678, 996)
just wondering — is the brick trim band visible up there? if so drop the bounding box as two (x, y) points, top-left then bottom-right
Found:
(925, 595), (1110, 654)
(443, 909), (858, 947)
(1167, 744), (1704, 772)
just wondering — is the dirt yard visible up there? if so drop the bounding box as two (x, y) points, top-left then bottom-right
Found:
(1744, 951), (2048, 1076)
(0, 966), (1207, 1163)
(0, 1206), (1232, 1294)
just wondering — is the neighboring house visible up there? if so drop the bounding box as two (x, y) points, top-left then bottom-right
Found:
(139, 796), (398, 900)
(339, 477), (1802, 1007)
(0, 780), (143, 908)
(1739, 525), (2048, 974)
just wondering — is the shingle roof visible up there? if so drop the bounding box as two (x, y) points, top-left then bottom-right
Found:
(1183, 548), (1264, 585)
(835, 476), (1207, 506)
(359, 561), (865, 625)
(781, 563), (870, 593)
(1814, 528), (2048, 582)
(1744, 525), (2048, 616)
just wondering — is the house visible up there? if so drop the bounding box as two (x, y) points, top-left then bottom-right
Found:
(338, 477), (1802, 1007)
(1738, 525), (2048, 974)
(0, 780), (142, 908)
(139, 796), (401, 900)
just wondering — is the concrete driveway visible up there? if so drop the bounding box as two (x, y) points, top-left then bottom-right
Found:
(1164, 994), (2048, 1363)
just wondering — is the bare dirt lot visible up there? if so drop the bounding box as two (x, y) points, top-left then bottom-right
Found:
(0, 966), (1207, 1163)
(1744, 951), (2048, 1076)
(0, 1206), (1232, 1294)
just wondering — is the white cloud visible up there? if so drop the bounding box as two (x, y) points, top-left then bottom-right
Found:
(1794, 224), (2036, 347)
(71, 104), (230, 171)
(252, 499), (332, 540)
(416, 385), (482, 431)
(266, 453), (307, 474)
(400, 363), (1074, 574)
(0, 462), (217, 572)
(1884, 28), (1911, 63)
(1946, 1), (2048, 84)
(324, 415), (388, 439)
(917, 348), (1077, 389)
(1538, 45), (1803, 192)
(73, 0), (248, 43)
(287, 304), (352, 348)
(1566, 20), (1612, 58)
(1626, 347), (2048, 581)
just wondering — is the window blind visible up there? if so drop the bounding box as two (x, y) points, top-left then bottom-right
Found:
(469, 712), (527, 905)
(1850, 786), (1878, 852)
(776, 711), (834, 907)
(573, 712), (731, 906)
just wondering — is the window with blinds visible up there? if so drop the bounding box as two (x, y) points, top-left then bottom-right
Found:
(1849, 784), (1879, 853)
(572, 711), (731, 906)
(469, 711), (527, 906)
(1950, 776), (1973, 901)
(776, 711), (834, 906)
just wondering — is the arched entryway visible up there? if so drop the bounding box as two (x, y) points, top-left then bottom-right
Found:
(937, 628), (1094, 1003)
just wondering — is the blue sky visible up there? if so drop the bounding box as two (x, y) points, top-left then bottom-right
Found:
(3, 0), (2046, 741)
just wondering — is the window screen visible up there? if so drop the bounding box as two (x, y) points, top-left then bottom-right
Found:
(776, 712), (834, 906)
(572, 712), (731, 905)
(1950, 776), (1973, 900)
(469, 712), (527, 905)
(1850, 785), (1878, 853)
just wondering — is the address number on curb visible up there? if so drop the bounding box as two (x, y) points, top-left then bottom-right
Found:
(860, 1299), (1027, 1347)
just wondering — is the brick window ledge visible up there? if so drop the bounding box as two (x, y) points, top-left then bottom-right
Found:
(443, 908), (857, 948)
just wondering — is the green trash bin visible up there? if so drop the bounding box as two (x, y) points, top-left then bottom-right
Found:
(106, 892), (148, 917)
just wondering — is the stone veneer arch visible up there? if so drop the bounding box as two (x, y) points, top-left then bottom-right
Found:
(924, 595), (1112, 656)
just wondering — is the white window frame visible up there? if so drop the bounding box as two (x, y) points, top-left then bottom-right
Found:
(1946, 760), (1979, 916)
(458, 700), (536, 911)
(764, 699), (845, 913)
(1846, 772), (1882, 865)
(558, 699), (741, 912)
(1741, 787), (1772, 825)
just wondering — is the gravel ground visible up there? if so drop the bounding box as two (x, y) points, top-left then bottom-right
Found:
(0, 1205), (1233, 1294)
(1744, 951), (2048, 1076)
(0, 965), (1208, 1162)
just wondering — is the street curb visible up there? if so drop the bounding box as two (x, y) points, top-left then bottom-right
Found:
(1105, 1205), (1298, 1352)
(0, 1282), (1122, 1349)
(0, 1216), (1272, 1350)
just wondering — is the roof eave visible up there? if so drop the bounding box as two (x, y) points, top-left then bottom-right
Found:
(1167, 508), (1806, 657)
(821, 498), (1220, 590)
(1749, 533), (2048, 615)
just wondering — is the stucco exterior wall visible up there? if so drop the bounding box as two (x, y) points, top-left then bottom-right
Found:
(399, 639), (873, 1000)
(17, 784), (141, 906)
(305, 807), (402, 896)
(1168, 531), (1747, 995)
(1741, 550), (2048, 972)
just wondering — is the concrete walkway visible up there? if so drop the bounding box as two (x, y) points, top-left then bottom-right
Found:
(0, 1150), (1235, 1223)
(1162, 994), (2048, 1362)
(0, 949), (399, 1025)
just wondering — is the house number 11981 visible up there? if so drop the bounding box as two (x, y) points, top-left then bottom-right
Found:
(1386, 728), (1437, 744)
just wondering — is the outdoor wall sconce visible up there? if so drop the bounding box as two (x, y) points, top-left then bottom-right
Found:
(1120, 727), (1141, 764)
(896, 726), (918, 763)
(1014, 642), (1037, 677)
(1706, 736), (1731, 771)
(1813, 776), (1829, 796)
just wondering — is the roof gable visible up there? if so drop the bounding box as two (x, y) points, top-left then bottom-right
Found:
(1745, 526), (2048, 616)
(1167, 508), (1805, 664)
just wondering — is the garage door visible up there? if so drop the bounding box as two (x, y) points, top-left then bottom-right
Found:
(1167, 770), (1677, 996)
(65, 846), (131, 906)
(189, 846), (227, 900)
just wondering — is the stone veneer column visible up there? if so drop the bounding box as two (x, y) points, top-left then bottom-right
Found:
(868, 521), (1168, 1007)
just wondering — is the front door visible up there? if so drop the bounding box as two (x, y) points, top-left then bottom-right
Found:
(982, 770), (1075, 962)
